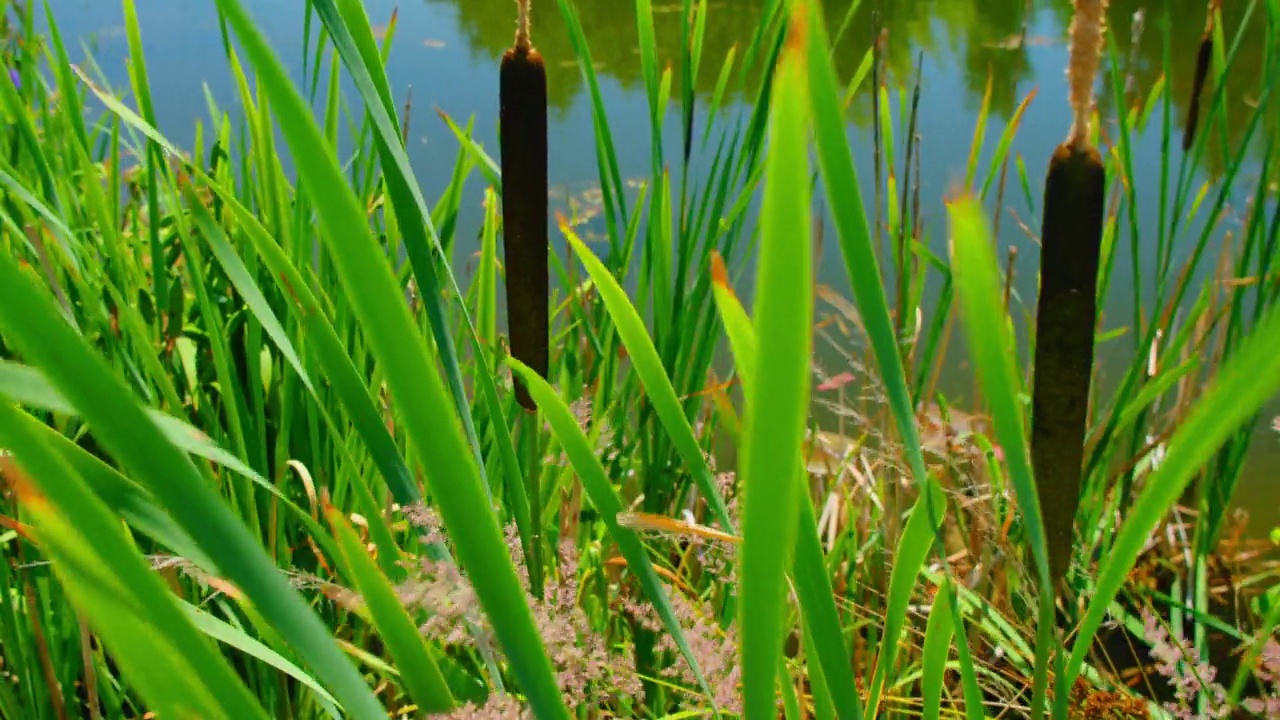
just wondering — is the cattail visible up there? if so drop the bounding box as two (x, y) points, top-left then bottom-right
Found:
(1183, 5), (1216, 152)
(500, 0), (549, 411)
(1031, 0), (1109, 584)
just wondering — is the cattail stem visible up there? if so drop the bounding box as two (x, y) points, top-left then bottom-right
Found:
(500, 0), (548, 412)
(515, 0), (531, 50)
(1032, 0), (1109, 585)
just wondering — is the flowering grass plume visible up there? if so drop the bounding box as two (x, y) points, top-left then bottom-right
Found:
(1141, 606), (1280, 718)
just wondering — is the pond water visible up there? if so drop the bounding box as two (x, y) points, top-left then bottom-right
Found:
(45, 0), (1280, 530)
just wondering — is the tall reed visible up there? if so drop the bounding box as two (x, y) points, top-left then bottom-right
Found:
(1030, 0), (1109, 585)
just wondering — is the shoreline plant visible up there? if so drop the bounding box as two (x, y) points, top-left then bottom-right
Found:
(0, 0), (1277, 718)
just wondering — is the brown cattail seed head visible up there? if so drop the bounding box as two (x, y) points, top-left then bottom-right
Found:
(1032, 142), (1106, 583)
(500, 0), (549, 411)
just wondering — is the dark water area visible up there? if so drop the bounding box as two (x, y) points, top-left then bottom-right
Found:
(45, 0), (1280, 530)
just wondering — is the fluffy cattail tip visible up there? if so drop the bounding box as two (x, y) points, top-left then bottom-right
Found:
(1066, 0), (1110, 148)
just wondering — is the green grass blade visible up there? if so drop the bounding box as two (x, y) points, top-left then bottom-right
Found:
(187, 182), (420, 506)
(182, 184), (428, 522)
(947, 195), (1054, 718)
(507, 357), (719, 712)
(307, 0), (496, 488)
(181, 602), (341, 716)
(308, 0), (535, 568)
(0, 360), (332, 551)
(708, 252), (756, 392)
(1064, 302), (1280, 691)
(179, 188), (313, 396)
(737, 6), (811, 716)
(862, 480), (947, 715)
(946, 198), (1051, 584)
(805, 6), (970, 715)
(921, 582), (956, 719)
(0, 245), (386, 720)
(711, 212), (862, 720)
(324, 505), (455, 714)
(560, 221), (732, 532)
(15, 412), (208, 566)
(805, 0), (926, 487)
(0, 402), (269, 720)
(792, 498), (864, 720)
(121, 0), (168, 320)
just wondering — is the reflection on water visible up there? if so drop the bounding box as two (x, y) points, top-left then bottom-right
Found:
(48, 0), (1274, 189)
(438, 0), (1273, 154)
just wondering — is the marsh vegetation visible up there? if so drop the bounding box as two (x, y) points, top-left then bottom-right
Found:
(1, 0), (1280, 718)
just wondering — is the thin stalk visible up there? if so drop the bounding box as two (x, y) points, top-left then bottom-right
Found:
(520, 412), (545, 597)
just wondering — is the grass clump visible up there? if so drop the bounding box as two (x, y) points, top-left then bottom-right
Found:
(0, 0), (1279, 718)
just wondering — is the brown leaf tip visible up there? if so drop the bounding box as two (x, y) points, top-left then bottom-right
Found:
(709, 251), (732, 291)
(0, 452), (45, 508)
(784, 1), (809, 55)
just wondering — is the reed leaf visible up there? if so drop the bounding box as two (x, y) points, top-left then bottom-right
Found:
(736, 4), (811, 715)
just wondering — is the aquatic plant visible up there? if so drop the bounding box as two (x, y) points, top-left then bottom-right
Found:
(0, 0), (1277, 718)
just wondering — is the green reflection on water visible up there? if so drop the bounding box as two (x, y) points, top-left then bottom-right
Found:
(437, 0), (1274, 165)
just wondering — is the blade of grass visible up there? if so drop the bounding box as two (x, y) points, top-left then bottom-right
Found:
(804, 7), (982, 716)
(324, 505), (454, 714)
(306, 0), (538, 581)
(0, 358), (334, 551)
(736, 6), (811, 716)
(0, 401), (270, 720)
(1062, 300), (1280, 704)
(920, 583), (956, 720)
(180, 601), (341, 715)
(507, 357), (720, 714)
(307, 0), (498, 495)
(0, 241), (388, 720)
(948, 195), (1054, 719)
(560, 220), (732, 532)
(711, 212), (862, 720)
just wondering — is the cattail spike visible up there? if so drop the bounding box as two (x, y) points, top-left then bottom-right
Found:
(1183, 6), (1215, 152)
(1031, 0), (1111, 585)
(1033, 143), (1106, 584)
(500, 0), (549, 411)
(1066, 0), (1109, 148)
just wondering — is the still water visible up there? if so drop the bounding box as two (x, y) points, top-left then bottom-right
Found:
(46, 0), (1280, 528)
